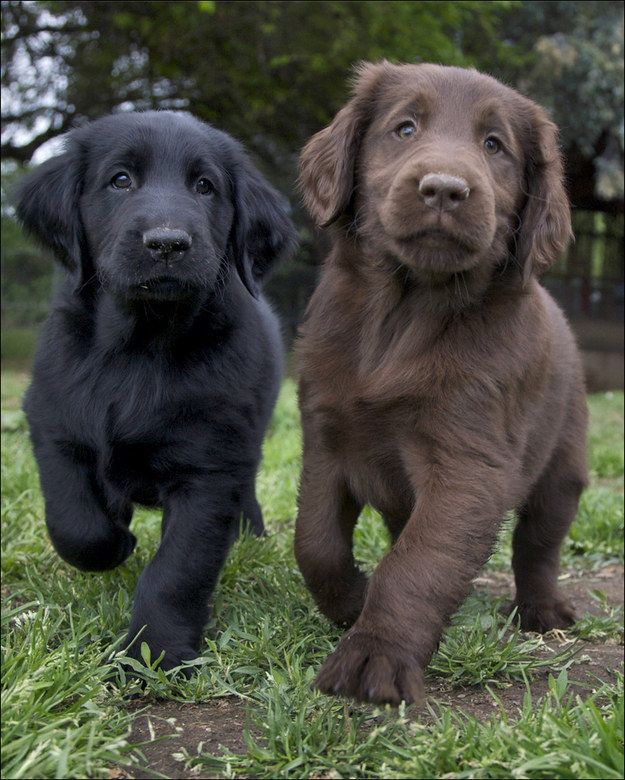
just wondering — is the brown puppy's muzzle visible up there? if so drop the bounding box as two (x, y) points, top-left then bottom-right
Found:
(375, 151), (497, 274)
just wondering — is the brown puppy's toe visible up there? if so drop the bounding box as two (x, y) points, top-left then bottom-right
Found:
(315, 631), (424, 706)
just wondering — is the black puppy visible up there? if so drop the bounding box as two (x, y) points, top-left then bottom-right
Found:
(16, 111), (296, 670)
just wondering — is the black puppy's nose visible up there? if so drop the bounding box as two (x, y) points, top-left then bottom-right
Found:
(419, 173), (470, 212)
(143, 227), (192, 259)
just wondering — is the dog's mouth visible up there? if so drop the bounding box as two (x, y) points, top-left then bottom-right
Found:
(389, 226), (485, 274)
(129, 276), (195, 301)
(396, 228), (476, 254)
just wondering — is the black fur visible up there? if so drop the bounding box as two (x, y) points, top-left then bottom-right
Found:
(17, 111), (297, 670)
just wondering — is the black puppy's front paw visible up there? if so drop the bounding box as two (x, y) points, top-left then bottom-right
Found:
(123, 629), (199, 677)
(50, 521), (136, 572)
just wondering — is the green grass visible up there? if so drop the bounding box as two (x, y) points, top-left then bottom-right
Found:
(186, 670), (624, 779)
(1, 376), (623, 779)
(570, 591), (624, 643)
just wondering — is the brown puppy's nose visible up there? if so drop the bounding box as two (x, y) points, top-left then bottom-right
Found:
(418, 173), (470, 212)
(143, 227), (192, 259)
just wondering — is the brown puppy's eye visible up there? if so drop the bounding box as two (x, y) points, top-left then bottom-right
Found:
(111, 172), (132, 189)
(484, 136), (501, 155)
(396, 121), (417, 139)
(196, 178), (214, 195)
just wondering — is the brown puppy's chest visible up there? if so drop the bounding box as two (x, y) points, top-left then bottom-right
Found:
(303, 351), (450, 520)
(319, 397), (414, 516)
(299, 295), (536, 519)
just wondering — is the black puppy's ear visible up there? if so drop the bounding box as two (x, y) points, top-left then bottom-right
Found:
(232, 156), (297, 299)
(16, 148), (85, 276)
(517, 105), (573, 284)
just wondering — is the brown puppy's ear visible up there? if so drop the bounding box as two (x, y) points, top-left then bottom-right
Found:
(299, 61), (392, 227)
(517, 107), (573, 284)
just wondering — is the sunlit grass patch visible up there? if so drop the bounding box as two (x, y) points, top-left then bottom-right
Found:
(1, 374), (623, 778)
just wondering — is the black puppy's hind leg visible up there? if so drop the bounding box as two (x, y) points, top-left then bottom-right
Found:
(242, 487), (265, 536)
(223, 486), (264, 546)
(33, 438), (135, 571)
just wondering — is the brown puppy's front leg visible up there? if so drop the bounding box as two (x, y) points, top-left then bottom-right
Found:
(315, 467), (507, 706)
(295, 451), (366, 627)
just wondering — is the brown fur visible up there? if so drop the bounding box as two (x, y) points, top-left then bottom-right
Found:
(295, 62), (587, 706)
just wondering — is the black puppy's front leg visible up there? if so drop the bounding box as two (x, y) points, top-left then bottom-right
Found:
(32, 436), (136, 571)
(125, 483), (239, 671)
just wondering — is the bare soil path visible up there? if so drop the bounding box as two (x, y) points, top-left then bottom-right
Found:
(120, 564), (624, 779)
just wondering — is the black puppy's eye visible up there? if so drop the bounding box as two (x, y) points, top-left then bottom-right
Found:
(196, 177), (214, 195)
(484, 136), (502, 155)
(111, 172), (132, 189)
(395, 121), (417, 139)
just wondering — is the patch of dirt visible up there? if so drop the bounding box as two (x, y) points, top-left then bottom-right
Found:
(116, 565), (623, 777)
(424, 643), (624, 722)
(431, 563), (625, 721)
(122, 697), (256, 779)
(563, 563), (624, 609)
(473, 562), (624, 612)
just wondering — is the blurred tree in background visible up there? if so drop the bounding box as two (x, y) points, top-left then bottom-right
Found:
(1, 0), (623, 352)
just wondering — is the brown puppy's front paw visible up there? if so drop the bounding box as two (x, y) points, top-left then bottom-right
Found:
(514, 598), (576, 633)
(315, 631), (424, 706)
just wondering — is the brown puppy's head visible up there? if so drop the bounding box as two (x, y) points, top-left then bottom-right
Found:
(300, 62), (571, 283)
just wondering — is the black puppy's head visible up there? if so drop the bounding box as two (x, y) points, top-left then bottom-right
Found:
(16, 111), (296, 301)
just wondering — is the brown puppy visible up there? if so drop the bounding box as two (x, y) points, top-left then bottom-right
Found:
(295, 62), (587, 706)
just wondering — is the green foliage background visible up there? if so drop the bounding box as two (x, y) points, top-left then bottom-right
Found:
(1, 0), (623, 349)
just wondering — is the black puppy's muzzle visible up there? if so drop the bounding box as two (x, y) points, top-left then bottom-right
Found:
(143, 227), (193, 263)
(119, 227), (200, 302)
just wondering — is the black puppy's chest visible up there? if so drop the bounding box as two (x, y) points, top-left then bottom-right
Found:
(104, 436), (173, 507)
(65, 355), (212, 504)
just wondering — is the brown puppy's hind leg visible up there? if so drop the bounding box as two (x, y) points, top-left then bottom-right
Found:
(512, 404), (587, 632)
(295, 452), (367, 627)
